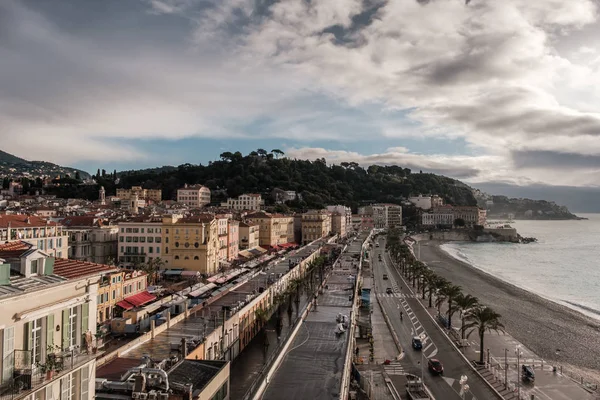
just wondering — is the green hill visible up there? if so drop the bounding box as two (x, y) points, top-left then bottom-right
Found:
(0, 149), (90, 180)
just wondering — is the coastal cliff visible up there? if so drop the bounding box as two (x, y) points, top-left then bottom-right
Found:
(473, 191), (581, 220)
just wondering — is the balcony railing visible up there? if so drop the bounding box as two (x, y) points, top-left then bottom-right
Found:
(0, 347), (97, 400)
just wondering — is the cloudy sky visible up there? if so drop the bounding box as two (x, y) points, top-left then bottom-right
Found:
(3, 0), (600, 189)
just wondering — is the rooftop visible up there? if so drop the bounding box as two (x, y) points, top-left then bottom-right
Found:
(0, 214), (58, 228)
(168, 359), (228, 397)
(0, 273), (67, 300)
(0, 240), (36, 258)
(53, 258), (118, 279)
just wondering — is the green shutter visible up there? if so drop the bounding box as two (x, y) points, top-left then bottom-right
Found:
(81, 303), (89, 334)
(62, 309), (69, 349)
(0, 263), (10, 285)
(44, 257), (55, 275)
(46, 314), (54, 348)
(23, 322), (31, 351)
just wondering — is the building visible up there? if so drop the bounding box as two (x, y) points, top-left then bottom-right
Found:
(301, 210), (332, 245)
(99, 186), (106, 205)
(238, 221), (259, 250)
(421, 205), (486, 227)
(221, 193), (264, 211)
(62, 216), (119, 264)
(454, 206), (486, 227)
(96, 269), (148, 323)
(116, 186), (162, 203)
(331, 212), (347, 237)
(0, 214), (68, 258)
(408, 195), (444, 210)
(245, 212), (295, 248)
(177, 184), (211, 208)
(227, 219), (239, 261)
(326, 205), (352, 233)
(421, 206), (454, 227)
(117, 217), (163, 266)
(272, 189), (297, 204)
(0, 242), (117, 400)
(161, 214), (219, 275)
(358, 204), (402, 229)
(215, 215), (229, 263)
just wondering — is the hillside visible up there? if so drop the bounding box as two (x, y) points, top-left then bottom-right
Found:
(0, 149), (90, 180)
(474, 191), (580, 220)
(53, 150), (476, 210)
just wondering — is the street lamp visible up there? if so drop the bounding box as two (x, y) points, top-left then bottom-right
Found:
(515, 345), (523, 398)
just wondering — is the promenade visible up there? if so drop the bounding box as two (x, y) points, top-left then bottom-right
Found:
(261, 234), (367, 400)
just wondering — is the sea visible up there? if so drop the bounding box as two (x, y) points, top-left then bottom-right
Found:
(440, 213), (600, 321)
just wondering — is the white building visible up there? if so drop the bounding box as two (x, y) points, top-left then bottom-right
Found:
(177, 184), (211, 208)
(117, 217), (163, 265)
(0, 241), (117, 400)
(0, 214), (69, 258)
(408, 195), (444, 210)
(61, 217), (119, 264)
(221, 194), (264, 211)
(358, 204), (402, 229)
(326, 205), (352, 233)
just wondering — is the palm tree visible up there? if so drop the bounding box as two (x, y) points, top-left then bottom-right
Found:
(443, 284), (462, 329)
(255, 307), (271, 348)
(453, 294), (479, 339)
(421, 270), (436, 301)
(464, 306), (505, 364)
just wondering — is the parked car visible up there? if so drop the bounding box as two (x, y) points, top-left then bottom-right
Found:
(428, 359), (444, 375)
(386, 287), (393, 294)
(412, 337), (423, 350)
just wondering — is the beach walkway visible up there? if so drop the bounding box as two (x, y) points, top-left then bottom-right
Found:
(412, 241), (597, 400)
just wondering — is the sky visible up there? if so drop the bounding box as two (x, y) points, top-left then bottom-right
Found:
(2, 0), (600, 193)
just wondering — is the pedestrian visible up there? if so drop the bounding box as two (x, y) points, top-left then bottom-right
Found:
(355, 346), (359, 356)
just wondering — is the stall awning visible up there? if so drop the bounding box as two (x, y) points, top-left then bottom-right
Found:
(188, 283), (217, 298)
(248, 248), (262, 256)
(181, 271), (200, 277)
(279, 242), (297, 249)
(116, 291), (157, 310)
(163, 269), (183, 276)
(255, 246), (268, 253)
(239, 250), (253, 258)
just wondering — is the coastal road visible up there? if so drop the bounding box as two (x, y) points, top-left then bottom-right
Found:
(372, 237), (502, 400)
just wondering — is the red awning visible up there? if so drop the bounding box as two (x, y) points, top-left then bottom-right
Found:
(116, 291), (157, 310)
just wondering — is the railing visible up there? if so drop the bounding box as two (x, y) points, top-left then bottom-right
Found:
(0, 347), (96, 400)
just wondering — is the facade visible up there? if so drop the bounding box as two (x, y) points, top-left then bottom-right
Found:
(245, 212), (295, 248)
(177, 184), (211, 208)
(216, 215), (229, 263)
(117, 217), (163, 265)
(358, 204), (402, 229)
(331, 212), (347, 238)
(0, 242), (117, 400)
(301, 210), (332, 245)
(238, 222), (259, 250)
(421, 207), (454, 226)
(96, 269), (148, 323)
(453, 206), (487, 227)
(408, 195), (444, 210)
(0, 214), (68, 258)
(421, 205), (486, 227)
(62, 217), (119, 264)
(272, 189), (297, 204)
(227, 220), (239, 261)
(221, 194), (264, 211)
(326, 205), (352, 233)
(161, 214), (219, 275)
(116, 186), (162, 203)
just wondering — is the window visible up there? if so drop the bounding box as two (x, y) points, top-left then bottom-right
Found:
(121, 228), (124, 233)
(126, 237), (132, 242)
(81, 366), (90, 400)
(184, 256), (189, 260)
(66, 306), (78, 348)
(175, 242), (179, 247)
(126, 228), (132, 233)
(140, 237), (146, 243)
(194, 242), (199, 248)
(165, 247), (168, 254)
(148, 237), (154, 243)
(174, 255), (179, 260)
(2, 327), (15, 383)
(61, 373), (75, 400)
(141, 228), (145, 233)
(155, 237), (161, 243)
(119, 237), (124, 242)
(98, 295), (103, 304)
(157, 247), (160, 253)
(112, 290), (116, 300)
(194, 256), (199, 260)
(149, 247), (153, 253)
(30, 318), (43, 364)
(30, 259), (39, 275)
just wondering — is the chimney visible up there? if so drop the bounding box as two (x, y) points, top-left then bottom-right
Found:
(181, 337), (188, 358)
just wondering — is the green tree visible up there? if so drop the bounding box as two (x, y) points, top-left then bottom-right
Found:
(75, 171), (81, 181)
(464, 306), (505, 364)
(453, 293), (479, 339)
(442, 284), (462, 328)
(454, 218), (466, 227)
(271, 149), (285, 159)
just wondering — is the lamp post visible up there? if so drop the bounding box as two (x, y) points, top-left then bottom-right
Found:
(515, 345), (523, 398)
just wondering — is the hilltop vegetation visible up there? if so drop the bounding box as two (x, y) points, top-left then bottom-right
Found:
(0, 149), (90, 181)
(70, 149), (477, 210)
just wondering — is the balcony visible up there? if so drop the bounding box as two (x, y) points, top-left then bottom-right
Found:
(0, 347), (97, 400)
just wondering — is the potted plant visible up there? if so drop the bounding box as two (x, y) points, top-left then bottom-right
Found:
(36, 346), (63, 380)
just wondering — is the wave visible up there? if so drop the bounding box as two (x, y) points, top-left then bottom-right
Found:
(563, 301), (600, 317)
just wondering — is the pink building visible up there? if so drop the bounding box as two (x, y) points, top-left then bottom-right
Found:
(227, 220), (239, 261)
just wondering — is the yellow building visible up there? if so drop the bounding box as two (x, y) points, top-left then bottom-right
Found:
(161, 214), (219, 275)
(301, 209), (332, 245)
(245, 212), (294, 248)
(96, 269), (148, 323)
(116, 186), (162, 202)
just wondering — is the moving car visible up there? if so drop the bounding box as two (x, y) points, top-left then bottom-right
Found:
(412, 337), (423, 350)
(386, 287), (393, 294)
(522, 365), (535, 383)
(383, 274), (388, 280)
(428, 359), (443, 375)
(378, 254), (382, 261)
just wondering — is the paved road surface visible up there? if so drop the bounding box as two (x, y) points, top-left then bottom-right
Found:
(371, 238), (502, 400)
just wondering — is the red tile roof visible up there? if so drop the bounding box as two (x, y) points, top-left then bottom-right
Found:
(53, 259), (117, 280)
(60, 216), (104, 227)
(116, 291), (156, 310)
(0, 241), (34, 258)
(0, 215), (58, 229)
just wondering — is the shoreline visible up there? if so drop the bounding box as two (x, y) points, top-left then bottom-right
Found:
(415, 240), (600, 382)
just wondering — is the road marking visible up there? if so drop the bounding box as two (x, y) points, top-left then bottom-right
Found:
(423, 343), (433, 353)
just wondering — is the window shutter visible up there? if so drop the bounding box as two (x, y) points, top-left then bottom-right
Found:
(46, 314), (54, 348)
(62, 309), (69, 349)
(81, 303), (89, 334)
(23, 322), (31, 351)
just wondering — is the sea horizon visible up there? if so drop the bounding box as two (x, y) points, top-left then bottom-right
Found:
(440, 213), (600, 321)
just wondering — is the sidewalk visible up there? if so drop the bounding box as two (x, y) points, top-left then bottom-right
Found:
(408, 284), (596, 400)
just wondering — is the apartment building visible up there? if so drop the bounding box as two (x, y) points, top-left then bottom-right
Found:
(216, 215), (229, 263)
(245, 212), (295, 248)
(238, 222), (259, 250)
(453, 206), (487, 227)
(62, 216), (118, 264)
(421, 205), (454, 226)
(301, 209), (332, 245)
(421, 205), (486, 227)
(0, 214), (68, 258)
(221, 193), (264, 211)
(227, 219), (239, 261)
(116, 186), (162, 203)
(326, 205), (352, 232)
(408, 195), (444, 210)
(0, 242), (117, 400)
(96, 269), (148, 322)
(331, 212), (347, 237)
(359, 204), (402, 229)
(161, 214), (219, 275)
(177, 184), (211, 208)
(117, 217), (163, 265)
